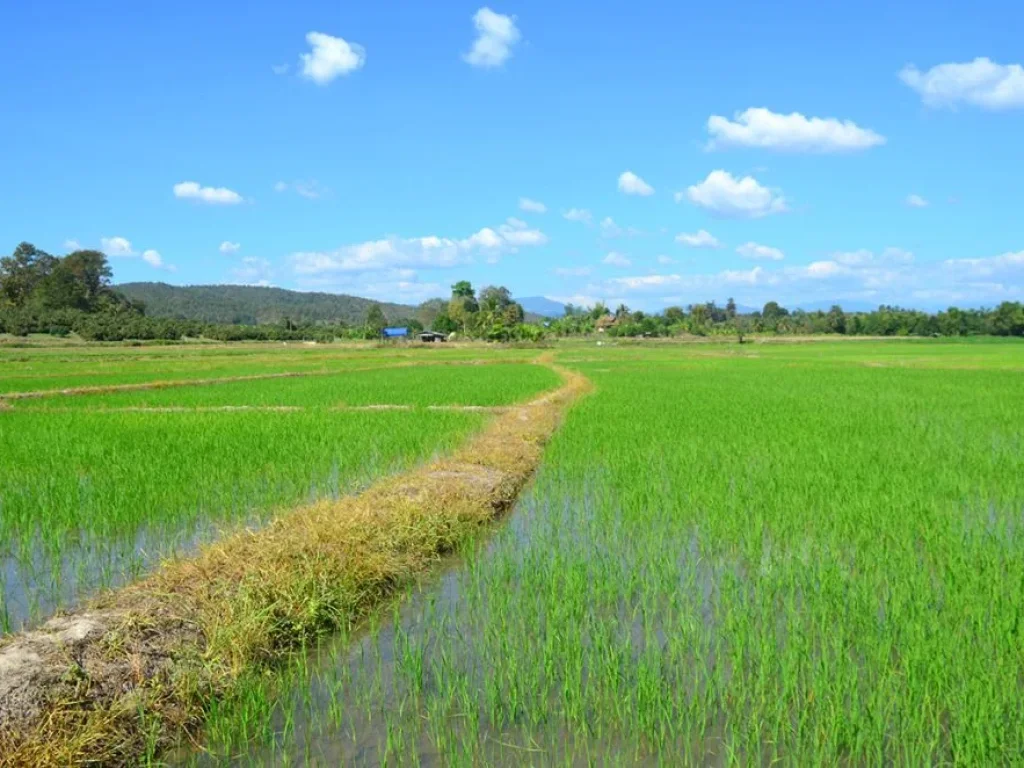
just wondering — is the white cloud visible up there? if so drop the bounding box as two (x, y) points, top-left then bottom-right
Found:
(720, 266), (766, 285)
(600, 217), (622, 238)
(518, 197), (547, 213)
(943, 250), (1024, 278)
(63, 239), (82, 251)
(685, 170), (787, 218)
(463, 7), (520, 68)
(582, 247), (1022, 309)
(737, 241), (784, 261)
(554, 266), (592, 277)
(657, 255), (675, 265)
(275, 180), (328, 199)
(706, 107), (885, 152)
(294, 238), (465, 275)
(461, 228), (503, 250)
(612, 274), (681, 290)
(900, 58), (1024, 110)
(675, 229), (721, 248)
(272, 63), (289, 76)
(291, 219), (547, 276)
(498, 217), (548, 247)
(361, 279), (445, 304)
(219, 241), (241, 254)
(142, 249), (176, 271)
(602, 251), (632, 267)
(803, 260), (846, 279)
(598, 217), (642, 239)
(833, 247), (914, 266)
(547, 293), (604, 308)
(294, 180), (327, 199)
(906, 194), (929, 208)
(232, 257), (274, 285)
(618, 170), (655, 196)
(101, 236), (135, 257)
(300, 32), (365, 84)
(173, 181), (243, 205)
(833, 248), (873, 267)
(563, 208), (593, 224)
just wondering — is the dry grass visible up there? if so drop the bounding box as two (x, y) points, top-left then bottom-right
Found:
(0, 364), (589, 767)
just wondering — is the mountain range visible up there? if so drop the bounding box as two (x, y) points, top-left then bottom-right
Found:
(116, 283), (422, 326)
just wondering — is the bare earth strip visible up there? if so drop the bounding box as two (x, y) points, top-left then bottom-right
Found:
(0, 363), (590, 767)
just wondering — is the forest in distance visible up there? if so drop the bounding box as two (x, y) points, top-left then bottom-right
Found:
(2, 241), (1023, 342)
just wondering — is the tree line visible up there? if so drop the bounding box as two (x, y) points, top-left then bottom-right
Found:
(2, 242), (1021, 341)
(548, 298), (1024, 338)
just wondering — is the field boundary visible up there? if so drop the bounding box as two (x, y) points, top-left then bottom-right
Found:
(0, 357), (534, 402)
(10, 404), (521, 415)
(0, 361), (590, 766)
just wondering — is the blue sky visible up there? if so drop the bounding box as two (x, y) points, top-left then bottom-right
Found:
(3, 0), (1023, 311)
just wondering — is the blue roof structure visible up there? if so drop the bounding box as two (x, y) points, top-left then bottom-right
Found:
(381, 327), (409, 338)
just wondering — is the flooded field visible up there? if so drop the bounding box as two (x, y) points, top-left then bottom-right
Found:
(4, 339), (1024, 764)
(0, 347), (559, 632)
(168, 339), (1024, 765)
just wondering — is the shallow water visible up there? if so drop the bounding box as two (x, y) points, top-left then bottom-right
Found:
(178, 474), (738, 767)
(0, 460), (385, 633)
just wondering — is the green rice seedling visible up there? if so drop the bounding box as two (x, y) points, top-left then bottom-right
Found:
(0, 408), (483, 631)
(177, 339), (1024, 766)
(12, 362), (561, 410)
(0, 342), (541, 394)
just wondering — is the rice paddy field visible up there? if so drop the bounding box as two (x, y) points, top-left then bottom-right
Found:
(3, 338), (1024, 765)
(0, 346), (559, 632)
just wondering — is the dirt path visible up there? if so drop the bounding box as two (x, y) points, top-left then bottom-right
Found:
(0, 362), (590, 767)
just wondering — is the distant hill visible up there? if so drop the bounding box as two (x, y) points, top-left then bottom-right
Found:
(519, 296), (566, 318)
(116, 283), (423, 326)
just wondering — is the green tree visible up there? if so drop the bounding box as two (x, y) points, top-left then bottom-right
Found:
(448, 295), (478, 334)
(448, 281), (479, 334)
(60, 250), (112, 308)
(762, 301), (787, 321)
(689, 303), (709, 328)
(416, 297), (448, 329)
(431, 311), (458, 334)
(1, 242), (54, 307)
(478, 285), (513, 313)
(827, 305), (847, 334)
(664, 306), (686, 324)
(989, 301), (1024, 336)
(364, 302), (387, 336)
